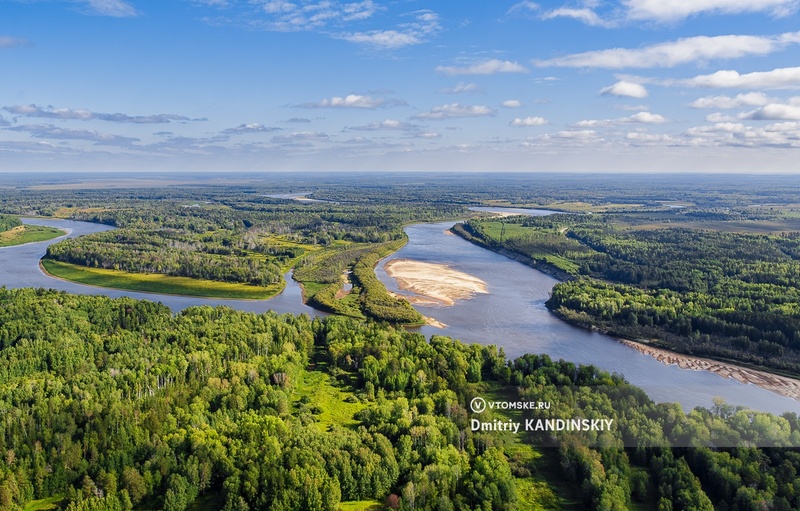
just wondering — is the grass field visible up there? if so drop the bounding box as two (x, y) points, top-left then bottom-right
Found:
(22, 495), (64, 511)
(294, 367), (366, 429)
(42, 259), (283, 299)
(338, 501), (382, 511)
(0, 225), (64, 247)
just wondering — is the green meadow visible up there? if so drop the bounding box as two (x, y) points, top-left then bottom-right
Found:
(0, 225), (64, 247)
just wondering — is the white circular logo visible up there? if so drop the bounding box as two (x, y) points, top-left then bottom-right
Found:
(470, 397), (487, 414)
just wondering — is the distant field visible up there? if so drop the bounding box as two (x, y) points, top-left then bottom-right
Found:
(42, 259), (282, 299)
(0, 224), (64, 247)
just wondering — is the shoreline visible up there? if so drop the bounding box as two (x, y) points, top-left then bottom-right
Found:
(451, 221), (800, 403)
(384, 258), (488, 307)
(619, 338), (800, 402)
(38, 259), (283, 302)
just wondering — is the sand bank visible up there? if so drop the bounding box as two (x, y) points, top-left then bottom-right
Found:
(384, 258), (488, 307)
(620, 339), (800, 402)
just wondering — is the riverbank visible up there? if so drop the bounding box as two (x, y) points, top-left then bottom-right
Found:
(620, 339), (800, 402)
(449, 223), (574, 281)
(383, 258), (488, 306)
(41, 259), (282, 300)
(452, 221), (800, 404)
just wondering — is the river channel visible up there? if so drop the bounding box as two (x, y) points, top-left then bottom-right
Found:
(2, 216), (799, 415)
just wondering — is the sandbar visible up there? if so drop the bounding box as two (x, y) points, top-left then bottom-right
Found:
(384, 258), (488, 307)
(620, 339), (800, 402)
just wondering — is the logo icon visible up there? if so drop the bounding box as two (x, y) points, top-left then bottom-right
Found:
(470, 397), (487, 414)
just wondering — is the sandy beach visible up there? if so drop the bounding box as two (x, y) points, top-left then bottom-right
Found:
(384, 258), (488, 307)
(620, 339), (800, 402)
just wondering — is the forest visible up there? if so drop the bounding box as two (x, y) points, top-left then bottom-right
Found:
(454, 210), (800, 376)
(0, 288), (799, 511)
(3, 175), (800, 510)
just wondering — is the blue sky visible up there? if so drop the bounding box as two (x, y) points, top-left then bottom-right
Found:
(2, 0), (800, 172)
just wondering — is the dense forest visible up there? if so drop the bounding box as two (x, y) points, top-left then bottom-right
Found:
(455, 212), (800, 376)
(0, 289), (799, 510)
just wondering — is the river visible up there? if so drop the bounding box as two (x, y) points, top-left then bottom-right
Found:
(3, 216), (799, 415)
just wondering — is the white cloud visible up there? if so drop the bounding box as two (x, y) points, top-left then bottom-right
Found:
(679, 66), (800, 89)
(412, 131), (441, 138)
(347, 119), (420, 131)
(296, 94), (402, 109)
(624, 0), (798, 22)
(9, 123), (139, 145)
(502, 100), (523, 108)
(271, 131), (329, 143)
(250, 0), (380, 31)
(510, 116), (548, 127)
(628, 111), (667, 123)
(507, 1), (540, 15)
(600, 81), (649, 98)
(336, 9), (441, 49)
(575, 111), (667, 127)
(223, 123), (282, 134)
(3, 104), (202, 123)
(740, 104), (800, 120)
(435, 59), (528, 76)
(413, 104), (494, 120)
(541, 8), (611, 27)
(536, 32), (798, 69)
(81, 0), (138, 17)
(441, 82), (482, 94)
(690, 92), (771, 108)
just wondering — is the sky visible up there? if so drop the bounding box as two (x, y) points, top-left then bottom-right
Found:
(2, 0), (800, 173)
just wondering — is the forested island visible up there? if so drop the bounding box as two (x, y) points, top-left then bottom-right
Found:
(2, 173), (800, 510)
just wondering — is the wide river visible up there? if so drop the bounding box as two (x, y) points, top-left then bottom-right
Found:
(3, 216), (800, 415)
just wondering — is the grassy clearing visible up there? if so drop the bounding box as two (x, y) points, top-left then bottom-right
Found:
(338, 501), (383, 511)
(22, 495), (64, 511)
(294, 368), (366, 429)
(42, 259), (282, 299)
(0, 225), (64, 247)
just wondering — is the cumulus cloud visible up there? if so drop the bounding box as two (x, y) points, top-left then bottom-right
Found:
(222, 123), (282, 134)
(413, 104), (494, 120)
(624, 0), (798, 22)
(284, 117), (312, 123)
(536, 32), (799, 69)
(295, 94), (404, 109)
(600, 81), (649, 98)
(0, 36), (31, 49)
(337, 9), (441, 49)
(502, 100), (523, 108)
(740, 104), (800, 120)
(440, 82), (482, 94)
(690, 92), (771, 108)
(81, 0), (138, 17)
(3, 104), (203, 123)
(509, 116), (548, 127)
(435, 59), (528, 76)
(678, 66), (800, 89)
